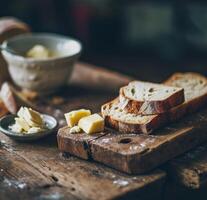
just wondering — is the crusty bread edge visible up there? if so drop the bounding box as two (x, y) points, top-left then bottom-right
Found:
(120, 82), (185, 115)
(101, 98), (167, 134)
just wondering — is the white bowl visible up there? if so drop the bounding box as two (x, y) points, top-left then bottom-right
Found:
(2, 33), (82, 94)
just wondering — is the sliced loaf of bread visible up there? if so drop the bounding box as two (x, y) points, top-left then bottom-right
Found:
(101, 98), (166, 134)
(102, 72), (207, 134)
(120, 81), (184, 115)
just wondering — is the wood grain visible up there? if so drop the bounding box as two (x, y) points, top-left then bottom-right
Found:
(0, 138), (79, 200)
(57, 126), (108, 159)
(0, 132), (166, 200)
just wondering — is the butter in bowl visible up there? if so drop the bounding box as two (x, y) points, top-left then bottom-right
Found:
(10, 107), (46, 134)
(1, 33), (82, 94)
(0, 106), (58, 141)
(26, 44), (52, 59)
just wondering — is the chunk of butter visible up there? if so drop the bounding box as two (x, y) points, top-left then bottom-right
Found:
(18, 107), (43, 127)
(78, 113), (104, 134)
(25, 108), (43, 125)
(69, 126), (82, 134)
(64, 109), (91, 128)
(10, 106), (45, 134)
(26, 45), (50, 59)
(15, 117), (30, 132)
(17, 107), (25, 119)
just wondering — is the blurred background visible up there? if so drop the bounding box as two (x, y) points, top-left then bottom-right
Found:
(1, 0), (207, 81)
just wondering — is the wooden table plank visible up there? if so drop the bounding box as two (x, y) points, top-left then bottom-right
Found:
(0, 139), (79, 200)
(0, 147), (52, 188)
(0, 184), (79, 200)
(0, 132), (166, 200)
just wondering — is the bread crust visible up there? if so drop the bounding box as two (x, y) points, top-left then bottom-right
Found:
(104, 114), (167, 134)
(120, 82), (185, 115)
(101, 99), (167, 134)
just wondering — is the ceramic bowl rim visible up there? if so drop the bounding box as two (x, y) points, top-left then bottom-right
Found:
(2, 32), (82, 63)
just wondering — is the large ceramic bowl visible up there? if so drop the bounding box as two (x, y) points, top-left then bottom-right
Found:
(2, 33), (82, 94)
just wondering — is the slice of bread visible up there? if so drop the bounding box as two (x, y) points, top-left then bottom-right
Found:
(120, 81), (184, 115)
(164, 72), (207, 121)
(101, 98), (166, 134)
(102, 72), (207, 134)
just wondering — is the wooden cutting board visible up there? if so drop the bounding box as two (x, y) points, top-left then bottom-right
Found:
(58, 107), (207, 174)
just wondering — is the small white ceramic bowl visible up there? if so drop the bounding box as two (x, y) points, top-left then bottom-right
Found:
(2, 33), (82, 94)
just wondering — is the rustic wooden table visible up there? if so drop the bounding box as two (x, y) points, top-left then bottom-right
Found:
(0, 63), (207, 200)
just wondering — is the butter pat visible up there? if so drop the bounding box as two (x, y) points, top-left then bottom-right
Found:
(69, 126), (82, 134)
(24, 107), (43, 126)
(65, 109), (91, 128)
(78, 113), (104, 134)
(17, 107), (25, 119)
(15, 117), (30, 131)
(18, 107), (43, 127)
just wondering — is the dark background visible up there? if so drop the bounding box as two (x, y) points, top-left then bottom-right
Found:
(1, 0), (207, 81)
